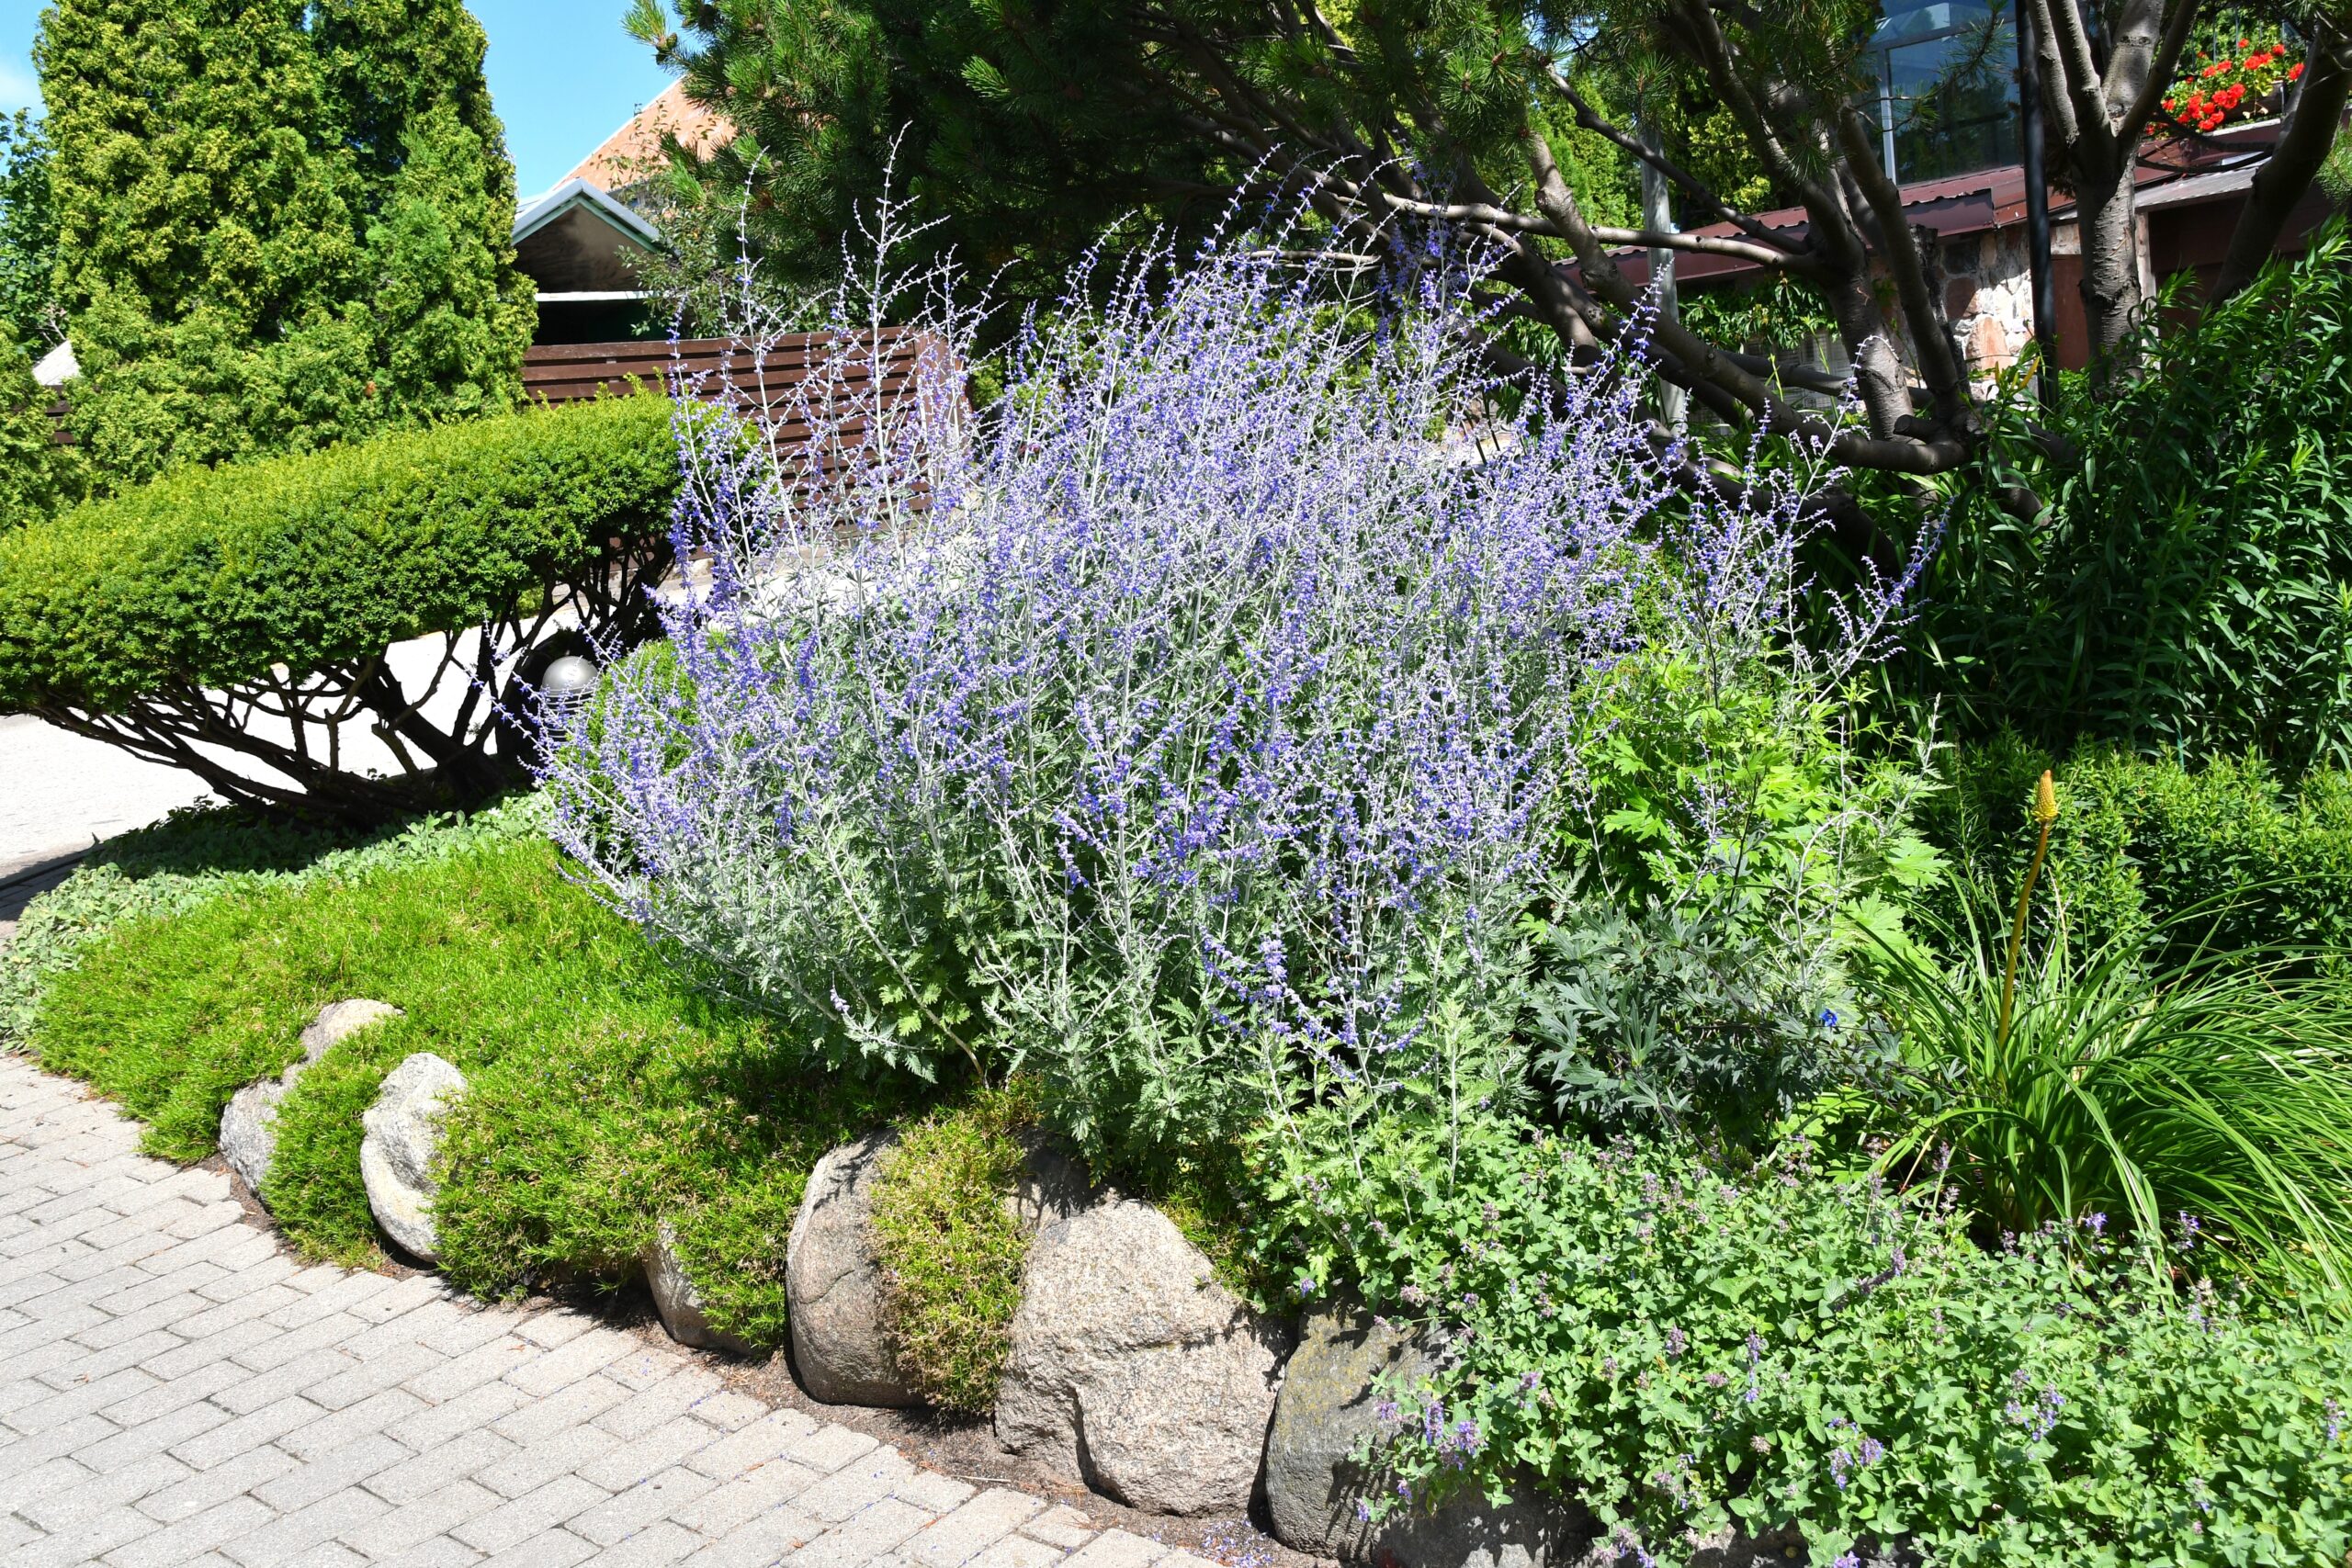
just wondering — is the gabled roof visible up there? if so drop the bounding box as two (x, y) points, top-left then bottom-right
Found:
(513, 177), (662, 250)
(567, 79), (734, 192)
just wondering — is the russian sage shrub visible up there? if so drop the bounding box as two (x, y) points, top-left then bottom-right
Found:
(545, 217), (1890, 1159)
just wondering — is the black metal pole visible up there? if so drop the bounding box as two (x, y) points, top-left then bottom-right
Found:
(2015, 0), (2060, 402)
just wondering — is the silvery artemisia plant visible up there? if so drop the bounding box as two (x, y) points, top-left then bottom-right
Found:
(541, 192), (1897, 1161)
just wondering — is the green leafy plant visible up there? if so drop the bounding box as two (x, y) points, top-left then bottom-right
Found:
(1917, 225), (2352, 767)
(1925, 734), (2352, 971)
(1871, 785), (2352, 1308)
(1529, 640), (1937, 1146)
(1253, 1111), (2352, 1567)
(36, 0), (533, 489)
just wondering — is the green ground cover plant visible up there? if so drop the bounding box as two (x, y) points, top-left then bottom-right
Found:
(0, 796), (540, 1054)
(27, 827), (918, 1348)
(1253, 1111), (2352, 1567)
(867, 1088), (1042, 1412)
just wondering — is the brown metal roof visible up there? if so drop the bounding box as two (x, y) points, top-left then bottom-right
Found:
(1610, 119), (2285, 288)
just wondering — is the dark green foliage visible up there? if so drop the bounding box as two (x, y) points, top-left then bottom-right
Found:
(1917, 225), (2352, 767)
(1924, 734), (2352, 968)
(1528, 897), (1886, 1147)
(0, 109), (60, 347)
(0, 394), (676, 715)
(1255, 1112), (2352, 1566)
(35, 0), (533, 488)
(623, 0), (1643, 310)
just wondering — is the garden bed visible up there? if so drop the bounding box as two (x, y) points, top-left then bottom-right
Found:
(8, 230), (2352, 1568)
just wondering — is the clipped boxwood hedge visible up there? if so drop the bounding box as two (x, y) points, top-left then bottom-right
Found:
(0, 392), (678, 711)
(0, 392), (683, 820)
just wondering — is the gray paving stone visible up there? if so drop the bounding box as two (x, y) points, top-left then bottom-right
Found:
(480, 1369), (619, 1443)
(372, 1535), (488, 1568)
(0, 1054), (1112, 1568)
(249, 1430), (413, 1512)
(364, 1427), (521, 1506)
(349, 1477), (505, 1554)
(448, 1473), (611, 1552)
(504, 1325), (636, 1396)
(141, 1442), (304, 1523)
(575, 1413), (722, 1491)
(1056, 1528), (1173, 1568)
(400, 1330), (532, 1402)
(684, 1409), (824, 1481)
(967, 1536), (1071, 1568)
(906, 1489), (1048, 1568)
(216, 1481), (393, 1568)
(685, 1464), (825, 1539)
(15, 1449), (193, 1532)
(169, 1393), (329, 1470)
(385, 1374), (530, 1450)
(893, 1470), (978, 1514)
(1019, 1506), (1100, 1551)
(276, 1385), (428, 1462)
(784, 1420), (882, 1473)
(488, 1529), (599, 1568)
(798, 1450), (921, 1523)
(471, 1416), (627, 1500)
(211, 1347), (359, 1416)
(594, 1364), (729, 1438)
(107, 1494), (277, 1568)
(793, 1498), (939, 1568)
(570, 1466), (720, 1546)
(596, 1519), (705, 1566)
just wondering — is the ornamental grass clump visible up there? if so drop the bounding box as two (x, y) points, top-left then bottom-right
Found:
(1871, 773), (2352, 1311)
(542, 206), (1708, 1156)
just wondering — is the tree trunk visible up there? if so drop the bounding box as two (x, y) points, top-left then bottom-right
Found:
(2073, 167), (2145, 360)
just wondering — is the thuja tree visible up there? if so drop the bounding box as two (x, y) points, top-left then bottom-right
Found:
(629, 0), (2352, 483)
(0, 111), (80, 533)
(0, 109), (59, 349)
(35, 0), (533, 489)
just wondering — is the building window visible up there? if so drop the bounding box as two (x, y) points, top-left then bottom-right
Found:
(1863, 0), (2022, 183)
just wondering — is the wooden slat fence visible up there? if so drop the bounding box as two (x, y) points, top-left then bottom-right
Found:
(43, 328), (949, 452)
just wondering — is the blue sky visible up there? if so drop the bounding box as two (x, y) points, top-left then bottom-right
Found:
(1, 4), (676, 198)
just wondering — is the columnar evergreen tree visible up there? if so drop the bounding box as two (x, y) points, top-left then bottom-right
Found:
(0, 110), (61, 348)
(34, 0), (533, 489)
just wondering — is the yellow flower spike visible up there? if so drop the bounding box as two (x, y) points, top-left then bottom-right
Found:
(2000, 770), (2060, 1048)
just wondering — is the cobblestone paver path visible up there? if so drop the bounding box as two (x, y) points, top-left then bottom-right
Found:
(0, 1055), (1204, 1568)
